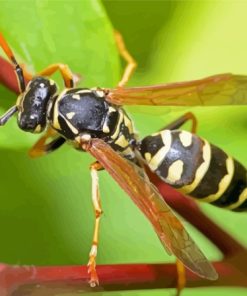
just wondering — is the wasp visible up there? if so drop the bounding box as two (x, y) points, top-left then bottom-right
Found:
(0, 31), (246, 289)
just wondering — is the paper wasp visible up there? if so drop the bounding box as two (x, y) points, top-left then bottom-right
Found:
(0, 31), (246, 289)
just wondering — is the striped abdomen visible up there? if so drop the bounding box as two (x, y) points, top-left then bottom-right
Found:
(139, 130), (247, 212)
(103, 106), (137, 161)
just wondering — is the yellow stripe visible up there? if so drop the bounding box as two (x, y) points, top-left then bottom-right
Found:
(62, 116), (79, 134)
(166, 160), (184, 184)
(178, 140), (211, 194)
(199, 157), (235, 203)
(52, 88), (69, 130)
(224, 187), (247, 210)
(123, 115), (134, 134)
(148, 130), (172, 171)
(114, 134), (129, 148)
(179, 131), (192, 147)
(111, 110), (123, 139)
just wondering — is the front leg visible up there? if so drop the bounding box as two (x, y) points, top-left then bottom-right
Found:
(88, 161), (103, 287)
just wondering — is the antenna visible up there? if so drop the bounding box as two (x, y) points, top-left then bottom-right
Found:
(0, 32), (25, 92)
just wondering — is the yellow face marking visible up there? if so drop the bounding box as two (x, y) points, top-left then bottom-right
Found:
(199, 157), (234, 203)
(123, 115), (134, 134)
(225, 187), (247, 210)
(49, 79), (55, 85)
(111, 110), (123, 140)
(66, 112), (75, 120)
(178, 140), (211, 194)
(72, 94), (81, 100)
(179, 131), (192, 147)
(114, 134), (129, 148)
(166, 160), (184, 184)
(16, 94), (23, 108)
(34, 124), (42, 133)
(148, 131), (172, 171)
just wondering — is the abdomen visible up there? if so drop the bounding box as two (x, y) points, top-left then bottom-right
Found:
(139, 130), (247, 212)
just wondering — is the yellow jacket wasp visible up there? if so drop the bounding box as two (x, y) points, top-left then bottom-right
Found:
(0, 31), (246, 288)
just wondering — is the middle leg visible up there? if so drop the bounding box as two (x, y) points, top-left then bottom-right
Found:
(159, 112), (197, 133)
(87, 161), (104, 287)
(115, 31), (137, 88)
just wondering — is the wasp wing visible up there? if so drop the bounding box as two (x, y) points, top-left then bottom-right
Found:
(87, 138), (218, 280)
(106, 73), (247, 106)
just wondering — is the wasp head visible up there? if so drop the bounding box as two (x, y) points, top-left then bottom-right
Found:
(16, 77), (58, 133)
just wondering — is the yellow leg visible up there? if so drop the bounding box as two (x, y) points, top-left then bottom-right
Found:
(114, 31), (137, 87)
(28, 127), (62, 158)
(38, 63), (74, 88)
(176, 260), (186, 296)
(88, 162), (103, 287)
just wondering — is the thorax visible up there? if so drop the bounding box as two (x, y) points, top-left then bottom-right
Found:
(48, 87), (138, 161)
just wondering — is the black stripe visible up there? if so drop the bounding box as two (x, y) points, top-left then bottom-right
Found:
(58, 115), (78, 140)
(156, 131), (204, 187)
(190, 144), (228, 198)
(211, 160), (246, 208)
(139, 134), (164, 156)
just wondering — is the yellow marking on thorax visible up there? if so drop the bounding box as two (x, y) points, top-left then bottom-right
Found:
(178, 140), (211, 194)
(123, 115), (134, 134)
(103, 123), (110, 133)
(148, 130), (172, 171)
(198, 157), (234, 203)
(111, 110), (123, 140)
(72, 94), (81, 100)
(114, 134), (129, 148)
(63, 117), (79, 134)
(144, 152), (152, 162)
(224, 187), (247, 210)
(109, 106), (117, 113)
(66, 112), (75, 120)
(179, 131), (192, 147)
(94, 89), (105, 98)
(121, 146), (135, 158)
(76, 89), (92, 94)
(52, 89), (69, 130)
(166, 160), (184, 184)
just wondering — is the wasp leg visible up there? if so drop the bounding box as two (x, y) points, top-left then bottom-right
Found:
(37, 63), (74, 88)
(159, 112), (197, 133)
(115, 31), (137, 87)
(175, 260), (186, 296)
(88, 161), (103, 287)
(29, 127), (65, 158)
(20, 63), (34, 82)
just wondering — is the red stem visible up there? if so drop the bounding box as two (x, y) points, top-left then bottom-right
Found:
(0, 258), (247, 295)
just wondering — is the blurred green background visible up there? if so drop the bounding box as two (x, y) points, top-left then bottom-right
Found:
(0, 0), (246, 295)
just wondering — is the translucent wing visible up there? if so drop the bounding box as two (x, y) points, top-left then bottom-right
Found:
(106, 73), (247, 106)
(87, 138), (218, 280)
